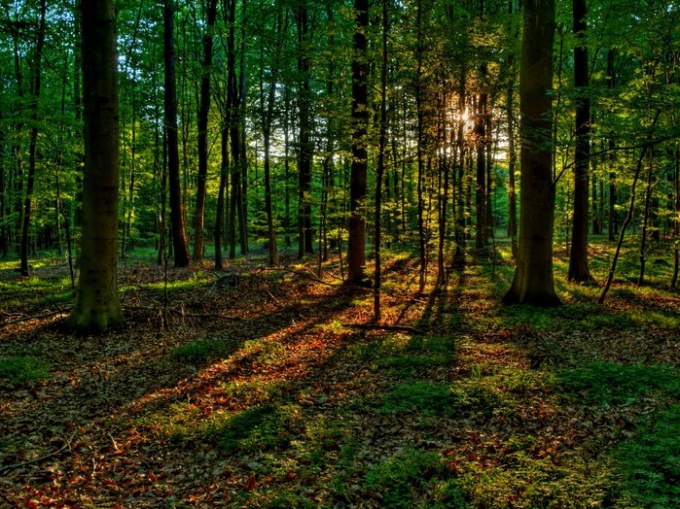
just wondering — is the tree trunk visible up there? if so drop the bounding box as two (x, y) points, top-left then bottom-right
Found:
(193, 0), (218, 262)
(567, 0), (593, 282)
(20, 0), (46, 276)
(503, 0), (560, 306)
(68, 0), (123, 333)
(215, 124), (228, 270)
(607, 49), (618, 241)
(374, 0), (388, 321)
(637, 155), (654, 287)
(671, 142), (680, 289)
(347, 0), (369, 283)
(164, 0), (189, 267)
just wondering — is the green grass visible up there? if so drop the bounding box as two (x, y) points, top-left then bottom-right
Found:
(557, 362), (680, 406)
(613, 405), (680, 508)
(364, 448), (468, 508)
(217, 404), (304, 453)
(0, 356), (51, 387)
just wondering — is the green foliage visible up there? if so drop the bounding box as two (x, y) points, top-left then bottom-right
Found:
(218, 404), (304, 453)
(364, 448), (468, 509)
(613, 405), (680, 508)
(170, 338), (234, 364)
(372, 380), (506, 416)
(557, 363), (680, 406)
(0, 356), (50, 387)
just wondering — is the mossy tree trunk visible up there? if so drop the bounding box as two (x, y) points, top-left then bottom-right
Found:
(67, 0), (123, 333)
(503, 0), (560, 306)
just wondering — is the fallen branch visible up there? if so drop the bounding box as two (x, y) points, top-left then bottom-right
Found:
(123, 304), (243, 320)
(343, 323), (427, 335)
(0, 442), (71, 474)
(0, 308), (70, 329)
(257, 267), (340, 287)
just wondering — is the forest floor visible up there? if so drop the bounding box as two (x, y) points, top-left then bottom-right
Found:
(1, 240), (680, 508)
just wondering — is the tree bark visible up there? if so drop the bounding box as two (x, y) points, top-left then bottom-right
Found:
(347, 0), (369, 283)
(193, 0), (218, 262)
(503, 0), (560, 306)
(67, 0), (123, 333)
(164, 0), (189, 267)
(20, 0), (46, 276)
(567, 0), (593, 282)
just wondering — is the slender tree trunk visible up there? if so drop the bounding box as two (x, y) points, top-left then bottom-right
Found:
(638, 154), (654, 287)
(475, 89), (489, 252)
(215, 123), (228, 269)
(503, 0), (560, 306)
(453, 70), (467, 268)
(671, 142), (680, 289)
(295, 2), (313, 257)
(599, 110), (660, 303)
(568, 0), (592, 282)
(347, 0), (369, 283)
(68, 0), (123, 333)
(374, 0), (388, 321)
(20, 0), (46, 276)
(607, 49), (618, 241)
(193, 0), (218, 262)
(164, 0), (189, 267)
(415, 0), (426, 292)
(283, 87), (292, 248)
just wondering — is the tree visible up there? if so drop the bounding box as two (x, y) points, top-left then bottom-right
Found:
(164, 0), (190, 267)
(567, 0), (593, 283)
(347, 0), (369, 283)
(67, 0), (123, 333)
(192, 0), (218, 262)
(19, 0), (46, 276)
(503, 0), (560, 306)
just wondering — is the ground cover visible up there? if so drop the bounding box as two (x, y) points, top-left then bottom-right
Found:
(1, 242), (679, 508)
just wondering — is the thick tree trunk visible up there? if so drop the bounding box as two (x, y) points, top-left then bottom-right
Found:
(193, 0), (218, 262)
(503, 0), (560, 306)
(347, 0), (369, 283)
(68, 0), (123, 333)
(164, 0), (189, 267)
(568, 0), (593, 282)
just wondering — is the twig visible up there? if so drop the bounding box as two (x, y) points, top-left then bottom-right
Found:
(342, 323), (427, 335)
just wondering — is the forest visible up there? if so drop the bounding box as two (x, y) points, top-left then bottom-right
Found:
(1, 0), (680, 506)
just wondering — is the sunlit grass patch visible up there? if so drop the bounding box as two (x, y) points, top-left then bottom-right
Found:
(0, 356), (51, 387)
(241, 339), (287, 367)
(364, 448), (468, 508)
(136, 402), (206, 442)
(458, 452), (615, 509)
(221, 378), (288, 406)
